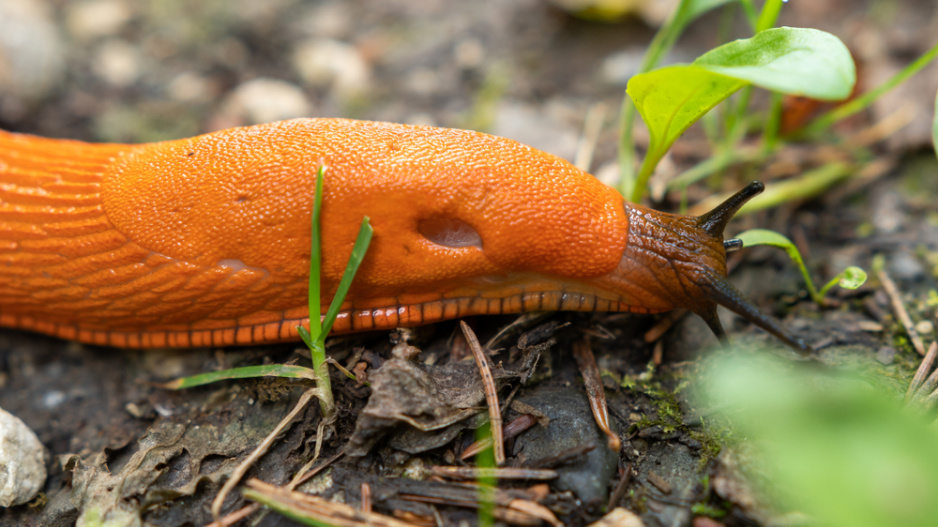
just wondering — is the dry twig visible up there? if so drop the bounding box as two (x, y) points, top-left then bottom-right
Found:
(461, 320), (505, 465)
(572, 338), (621, 452)
(877, 269), (927, 356)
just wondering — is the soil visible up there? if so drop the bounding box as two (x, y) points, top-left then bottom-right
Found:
(1, 0), (937, 526)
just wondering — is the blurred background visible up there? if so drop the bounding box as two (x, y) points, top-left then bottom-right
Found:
(2, 0), (935, 170)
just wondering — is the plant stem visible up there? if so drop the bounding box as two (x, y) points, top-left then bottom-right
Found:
(619, 0), (698, 199)
(755, 0), (785, 32)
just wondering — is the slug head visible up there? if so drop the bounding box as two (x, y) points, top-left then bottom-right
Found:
(610, 181), (810, 354)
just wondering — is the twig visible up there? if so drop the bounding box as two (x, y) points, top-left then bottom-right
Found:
(430, 466), (558, 480)
(461, 321), (505, 465)
(575, 102), (607, 172)
(906, 341), (938, 403)
(876, 269), (927, 356)
(244, 479), (416, 527)
(606, 463), (633, 511)
(361, 482), (372, 514)
(202, 503), (260, 527)
(211, 387), (320, 520)
(289, 451), (345, 489)
(572, 338), (621, 452)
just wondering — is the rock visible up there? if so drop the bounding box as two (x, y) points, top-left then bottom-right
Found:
(93, 40), (141, 87)
(293, 38), (370, 97)
(220, 78), (312, 125)
(0, 407), (47, 507)
(513, 386), (619, 508)
(589, 507), (645, 526)
(65, 0), (131, 40)
(491, 102), (580, 163)
(0, 0), (64, 107)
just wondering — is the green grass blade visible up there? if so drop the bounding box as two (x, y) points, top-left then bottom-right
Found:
(306, 165), (326, 342)
(156, 364), (318, 390)
(755, 0), (784, 32)
(319, 217), (373, 341)
(806, 40), (938, 135)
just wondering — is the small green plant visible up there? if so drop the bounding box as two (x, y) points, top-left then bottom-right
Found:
(619, 0), (938, 202)
(297, 166), (373, 417)
(625, 26), (854, 201)
(736, 228), (866, 305)
(698, 350), (938, 527)
(161, 165), (373, 419)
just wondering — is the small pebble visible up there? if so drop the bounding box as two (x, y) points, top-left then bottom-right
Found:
(65, 0), (131, 40)
(93, 40), (141, 87)
(292, 38), (370, 96)
(453, 38), (484, 70)
(876, 347), (896, 365)
(167, 72), (213, 103)
(915, 320), (934, 335)
(589, 507), (645, 527)
(221, 78), (312, 125)
(0, 407), (47, 507)
(41, 390), (66, 409)
(0, 0), (64, 103)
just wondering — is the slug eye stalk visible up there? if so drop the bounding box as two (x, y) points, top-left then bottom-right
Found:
(694, 181), (812, 355)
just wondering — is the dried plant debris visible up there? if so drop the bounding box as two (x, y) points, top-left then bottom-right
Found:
(56, 389), (312, 526)
(346, 348), (521, 456)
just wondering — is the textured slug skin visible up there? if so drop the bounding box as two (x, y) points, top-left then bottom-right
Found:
(0, 118), (727, 348)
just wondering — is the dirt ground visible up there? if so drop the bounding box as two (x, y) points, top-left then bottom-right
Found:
(1, 0), (937, 526)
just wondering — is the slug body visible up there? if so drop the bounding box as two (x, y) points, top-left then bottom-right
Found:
(0, 118), (806, 351)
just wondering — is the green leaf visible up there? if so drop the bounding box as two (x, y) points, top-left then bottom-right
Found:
(694, 27), (856, 100)
(737, 228), (867, 303)
(626, 27), (855, 201)
(735, 228), (817, 301)
(618, 0), (736, 199)
(157, 364), (318, 390)
(319, 217), (373, 339)
(629, 65), (747, 166)
(838, 266), (867, 290)
(306, 165), (326, 342)
(627, 66), (746, 201)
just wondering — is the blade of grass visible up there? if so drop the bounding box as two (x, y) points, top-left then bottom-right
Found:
(305, 165), (326, 344)
(804, 40), (938, 135)
(156, 364), (318, 390)
(755, 0), (784, 32)
(297, 164), (373, 418)
(319, 217), (373, 340)
(306, 216), (373, 417)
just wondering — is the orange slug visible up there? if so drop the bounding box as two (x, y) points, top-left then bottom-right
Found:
(0, 118), (808, 352)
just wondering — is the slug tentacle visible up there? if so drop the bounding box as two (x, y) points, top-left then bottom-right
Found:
(698, 272), (811, 354)
(691, 182), (812, 355)
(696, 181), (764, 237)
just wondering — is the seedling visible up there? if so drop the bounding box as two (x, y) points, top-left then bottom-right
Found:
(736, 228), (866, 305)
(160, 165), (373, 419)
